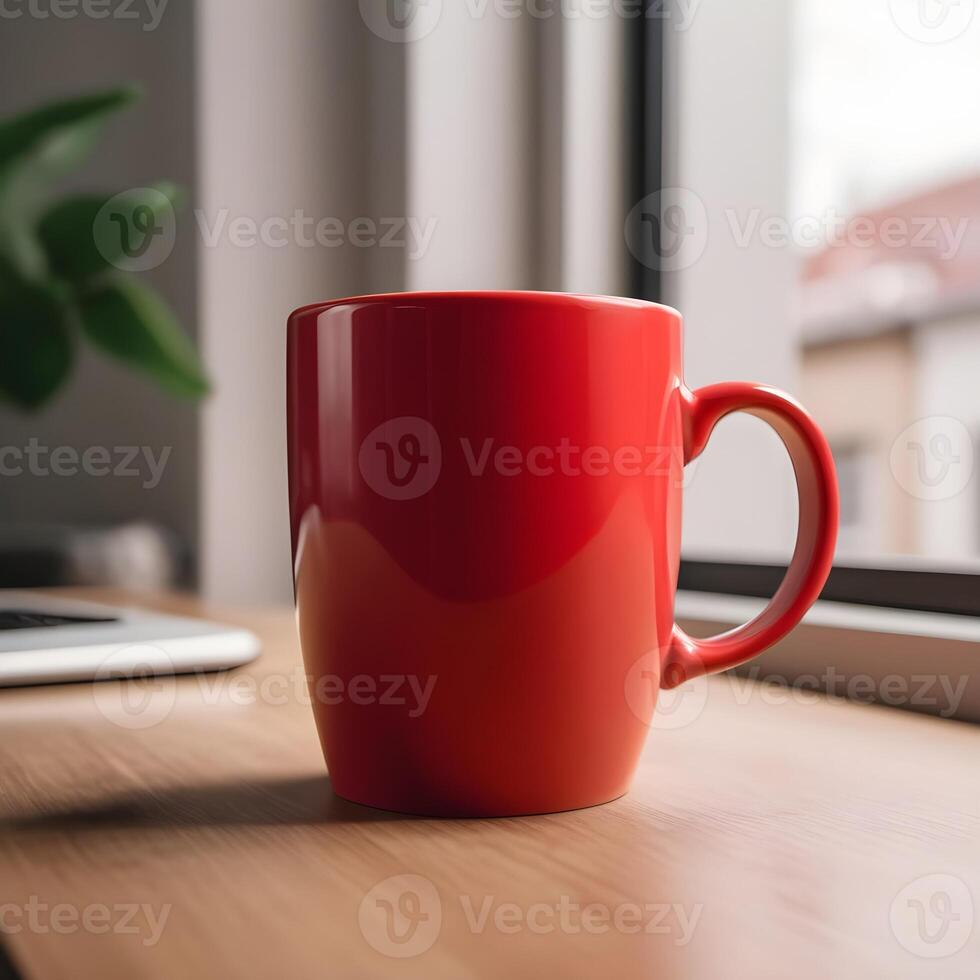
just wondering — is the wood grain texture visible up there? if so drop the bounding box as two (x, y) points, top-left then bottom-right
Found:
(0, 590), (977, 979)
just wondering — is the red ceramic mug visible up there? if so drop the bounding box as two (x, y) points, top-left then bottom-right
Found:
(287, 291), (838, 817)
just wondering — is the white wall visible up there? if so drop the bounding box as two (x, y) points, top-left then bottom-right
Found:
(197, 0), (391, 602)
(407, 9), (628, 296)
(913, 315), (980, 559)
(562, 12), (629, 296)
(406, 6), (540, 291)
(663, 1), (801, 563)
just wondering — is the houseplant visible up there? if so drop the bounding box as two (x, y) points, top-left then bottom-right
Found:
(0, 86), (208, 410)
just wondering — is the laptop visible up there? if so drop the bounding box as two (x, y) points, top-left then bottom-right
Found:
(0, 591), (260, 687)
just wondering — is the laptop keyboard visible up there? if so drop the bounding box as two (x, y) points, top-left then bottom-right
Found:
(0, 610), (119, 631)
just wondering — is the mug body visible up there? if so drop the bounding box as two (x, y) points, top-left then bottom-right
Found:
(287, 291), (684, 817)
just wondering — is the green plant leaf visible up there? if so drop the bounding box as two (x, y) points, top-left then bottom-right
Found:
(0, 281), (73, 410)
(77, 279), (209, 399)
(38, 182), (182, 282)
(0, 87), (141, 282)
(0, 253), (17, 290)
(0, 86), (140, 181)
(0, 195), (47, 282)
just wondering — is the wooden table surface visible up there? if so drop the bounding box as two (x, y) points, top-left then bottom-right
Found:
(0, 590), (977, 979)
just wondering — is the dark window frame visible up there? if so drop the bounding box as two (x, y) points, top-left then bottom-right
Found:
(629, 5), (980, 619)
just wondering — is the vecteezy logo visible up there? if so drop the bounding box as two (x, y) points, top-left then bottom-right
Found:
(624, 648), (709, 731)
(112, 204), (163, 258)
(910, 434), (959, 487)
(889, 0), (975, 43)
(890, 874), (974, 958)
(91, 645), (178, 731)
(889, 416), (974, 501)
(358, 875), (442, 958)
(94, 188), (177, 272)
(358, 0), (443, 42)
(387, 0), (422, 28)
(624, 187), (708, 273)
(359, 417), (442, 500)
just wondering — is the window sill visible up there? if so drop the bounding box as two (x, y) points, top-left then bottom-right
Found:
(675, 591), (980, 723)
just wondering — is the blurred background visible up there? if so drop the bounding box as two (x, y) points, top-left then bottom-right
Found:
(1, 0), (977, 603)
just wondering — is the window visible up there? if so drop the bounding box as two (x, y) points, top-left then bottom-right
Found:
(636, 0), (980, 615)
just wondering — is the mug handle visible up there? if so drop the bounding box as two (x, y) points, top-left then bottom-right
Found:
(661, 383), (839, 690)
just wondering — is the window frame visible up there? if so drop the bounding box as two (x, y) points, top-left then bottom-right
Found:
(630, 2), (980, 621)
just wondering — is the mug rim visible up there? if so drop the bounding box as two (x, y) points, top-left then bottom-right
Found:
(288, 290), (681, 324)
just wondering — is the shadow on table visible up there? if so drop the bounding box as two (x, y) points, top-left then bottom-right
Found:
(1, 775), (417, 832)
